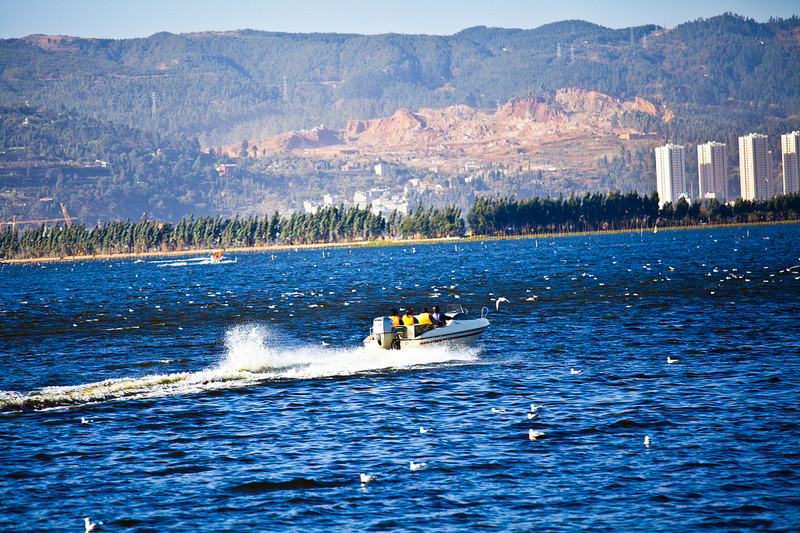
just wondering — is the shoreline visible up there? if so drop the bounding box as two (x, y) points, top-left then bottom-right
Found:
(2, 219), (797, 265)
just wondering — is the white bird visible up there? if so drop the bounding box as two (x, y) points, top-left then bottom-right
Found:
(419, 427), (431, 434)
(644, 435), (651, 447)
(570, 368), (582, 375)
(495, 297), (509, 310)
(490, 407), (505, 414)
(360, 473), (375, 484)
(84, 517), (103, 532)
(667, 357), (678, 364)
(410, 461), (427, 471)
(80, 417), (90, 424)
(527, 412), (540, 420)
(530, 404), (542, 413)
(529, 429), (545, 441)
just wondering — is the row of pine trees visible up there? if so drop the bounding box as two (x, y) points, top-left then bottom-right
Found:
(2, 192), (799, 260)
(0, 204), (464, 259)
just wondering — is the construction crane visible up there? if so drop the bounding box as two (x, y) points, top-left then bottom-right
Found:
(60, 203), (72, 228)
(0, 204), (78, 229)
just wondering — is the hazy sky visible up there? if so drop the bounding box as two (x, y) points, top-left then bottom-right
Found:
(1, 0), (797, 39)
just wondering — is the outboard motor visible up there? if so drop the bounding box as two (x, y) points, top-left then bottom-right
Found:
(373, 316), (397, 349)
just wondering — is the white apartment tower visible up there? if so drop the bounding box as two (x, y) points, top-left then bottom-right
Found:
(697, 141), (728, 202)
(655, 143), (686, 208)
(738, 133), (771, 201)
(781, 131), (800, 195)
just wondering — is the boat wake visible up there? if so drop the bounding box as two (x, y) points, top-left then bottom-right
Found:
(0, 324), (479, 413)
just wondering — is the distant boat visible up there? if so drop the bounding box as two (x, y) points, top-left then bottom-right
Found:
(211, 250), (225, 261)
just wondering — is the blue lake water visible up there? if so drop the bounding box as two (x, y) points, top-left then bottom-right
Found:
(1, 224), (799, 532)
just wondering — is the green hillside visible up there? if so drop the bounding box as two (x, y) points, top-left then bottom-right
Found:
(2, 14), (798, 146)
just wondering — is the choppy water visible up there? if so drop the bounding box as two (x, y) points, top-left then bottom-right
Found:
(1, 224), (799, 532)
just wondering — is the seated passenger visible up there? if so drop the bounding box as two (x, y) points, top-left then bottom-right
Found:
(389, 308), (401, 326)
(431, 305), (448, 327)
(417, 308), (434, 325)
(401, 308), (417, 326)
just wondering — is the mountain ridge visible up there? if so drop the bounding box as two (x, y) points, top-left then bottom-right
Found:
(2, 13), (797, 148)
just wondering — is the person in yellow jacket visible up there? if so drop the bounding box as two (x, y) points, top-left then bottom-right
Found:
(401, 308), (417, 326)
(389, 308), (401, 326)
(417, 308), (434, 325)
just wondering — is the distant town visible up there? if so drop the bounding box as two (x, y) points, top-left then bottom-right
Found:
(655, 131), (800, 208)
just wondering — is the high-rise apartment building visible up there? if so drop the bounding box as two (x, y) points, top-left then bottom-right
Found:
(697, 141), (728, 202)
(781, 131), (800, 195)
(738, 133), (771, 201)
(655, 143), (686, 208)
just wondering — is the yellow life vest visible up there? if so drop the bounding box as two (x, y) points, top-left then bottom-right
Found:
(390, 315), (401, 326)
(401, 314), (415, 326)
(417, 312), (433, 325)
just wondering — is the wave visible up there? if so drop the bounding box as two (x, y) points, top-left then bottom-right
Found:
(0, 324), (479, 413)
(228, 477), (340, 492)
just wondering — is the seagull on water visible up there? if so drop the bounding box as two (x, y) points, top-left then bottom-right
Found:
(80, 417), (91, 424)
(419, 426), (431, 434)
(491, 407), (505, 414)
(527, 411), (541, 420)
(667, 357), (678, 364)
(644, 435), (650, 447)
(570, 368), (582, 375)
(410, 461), (427, 471)
(84, 517), (103, 532)
(360, 473), (375, 484)
(529, 429), (545, 441)
(495, 297), (509, 310)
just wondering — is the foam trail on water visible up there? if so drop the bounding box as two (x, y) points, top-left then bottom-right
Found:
(219, 323), (479, 379)
(0, 324), (479, 413)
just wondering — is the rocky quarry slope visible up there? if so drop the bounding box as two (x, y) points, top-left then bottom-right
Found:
(221, 88), (672, 175)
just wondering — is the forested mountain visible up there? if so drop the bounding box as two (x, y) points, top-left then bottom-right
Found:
(1, 13), (799, 228)
(0, 104), (336, 223)
(2, 14), (798, 146)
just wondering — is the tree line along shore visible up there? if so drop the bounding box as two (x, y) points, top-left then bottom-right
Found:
(2, 191), (799, 262)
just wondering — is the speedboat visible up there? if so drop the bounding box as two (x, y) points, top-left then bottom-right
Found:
(364, 305), (489, 350)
